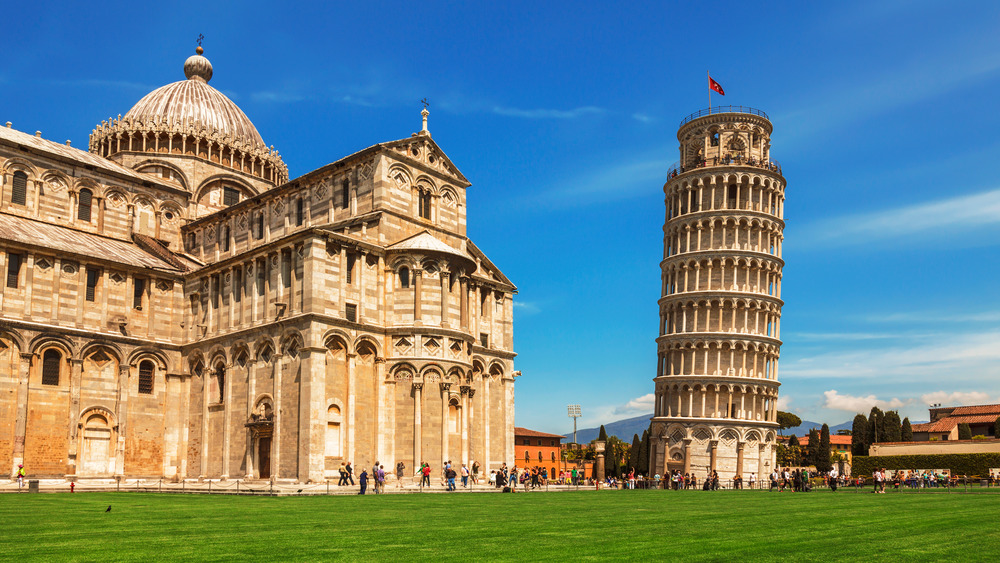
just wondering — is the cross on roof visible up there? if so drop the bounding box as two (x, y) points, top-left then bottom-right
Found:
(197, 34), (204, 47)
(421, 98), (429, 110)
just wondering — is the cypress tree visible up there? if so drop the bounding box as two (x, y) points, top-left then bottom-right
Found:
(788, 434), (800, 465)
(883, 411), (902, 442)
(851, 414), (869, 456)
(901, 418), (913, 442)
(958, 423), (972, 440)
(993, 416), (1000, 438)
(628, 434), (641, 472)
(868, 407), (884, 444)
(598, 425), (608, 442)
(638, 430), (650, 475)
(807, 428), (820, 467)
(816, 424), (832, 472)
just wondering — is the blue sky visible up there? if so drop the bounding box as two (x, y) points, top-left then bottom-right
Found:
(4, 1), (999, 434)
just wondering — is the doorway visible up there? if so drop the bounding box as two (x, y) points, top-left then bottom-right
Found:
(257, 437), (271, 479)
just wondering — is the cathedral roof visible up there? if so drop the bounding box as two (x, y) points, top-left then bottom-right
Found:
(123, 47), (265, 148)
(0, 213), (183, 272)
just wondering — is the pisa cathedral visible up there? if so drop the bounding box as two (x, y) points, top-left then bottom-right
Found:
(0, 47), (517, 482)
(650, 107), (784, 479)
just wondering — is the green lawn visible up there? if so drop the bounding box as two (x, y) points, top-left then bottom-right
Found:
(2, 489), (999, 561)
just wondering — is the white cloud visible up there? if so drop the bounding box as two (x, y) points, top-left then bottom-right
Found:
(512, 301), (540, 315)
(798, 188), (1000, 247)
(823, 390), (907, 412)
(781, 330), (1000, 382)
(529, 150), (670, 208)
(776, 395), (792, 410)
(920, 391), (994, 407)
(613, 393), (655, 415)
(632, 113), (653, 123)
(492, 105), (604, 119)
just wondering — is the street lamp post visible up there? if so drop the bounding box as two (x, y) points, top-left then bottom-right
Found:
(567, 405), (581, 445)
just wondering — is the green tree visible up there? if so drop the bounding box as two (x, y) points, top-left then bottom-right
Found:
(851, 414), (869, 456)
(901, 418), (913, 442)
(598, 425), (608, 442)
(883, 411), (902, 442)
(868, 407), (885, 445)
(958, 423), (972, 440)
(807, 428), (821, 467)
(776, 411), (802, 434)
(836, 429), (852, 436)
(787, 435), (801, 466)
(638, 429), (650, 475)
(627, 434), (641, 472)
(816, 424), (832, 472)
(994, 416), (1000, 438)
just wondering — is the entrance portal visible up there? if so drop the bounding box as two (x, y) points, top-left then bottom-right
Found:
(257, 437), (271, 479)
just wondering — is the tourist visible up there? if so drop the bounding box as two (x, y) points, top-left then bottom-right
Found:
(489, 470), (496, 486)
(748, 472), (755, 489)
(377, 464), (386, 493)
(346, 461), (355, 485)
(445, 465), (456, 491)
(829, 467), (838, 492)
(509, 466), (518, 490)
(421, 463), (431, 487)
(338, 463), (349, 486)
(359, 469), (368, 495)
(396, 461), (405, 488)
(461, 464), (469, 487)
(16, 464), (25, 492)
(471, 461), (480, 484)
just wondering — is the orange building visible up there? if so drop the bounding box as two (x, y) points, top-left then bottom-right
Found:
(514, 427), (566, 478)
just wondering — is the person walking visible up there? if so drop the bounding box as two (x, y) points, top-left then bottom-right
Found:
(445, 465), (456, 491)
(377, 465), (386, 494)
(471, 461), (480, 485)
(16, 464), (26, 492)
(396, 461), (405, 489)
(461, 464), (469, 488)
(338, 463), (348, 486)
(358, 469), (368, 495)
(346, 461), (355, 485)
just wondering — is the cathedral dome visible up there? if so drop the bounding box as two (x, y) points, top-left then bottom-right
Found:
(90, 46), (287, 186)
(124, 47), (264, 147)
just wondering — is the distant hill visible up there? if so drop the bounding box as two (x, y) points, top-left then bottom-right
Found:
(565, 414), (653, 444)
(565, 415), (876, 443)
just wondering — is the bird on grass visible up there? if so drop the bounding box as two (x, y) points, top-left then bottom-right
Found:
(297, 489), (303, 494)
(106, 505), (112, 513)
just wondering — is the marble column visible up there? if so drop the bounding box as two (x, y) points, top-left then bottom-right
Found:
(413, 383), (423, 467)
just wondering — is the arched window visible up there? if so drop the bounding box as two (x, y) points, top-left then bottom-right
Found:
(538, 451), (543, 461)
(551, 452), (556, 461)
(326, 405), (342, 457)
(11, 171), (27, 205)
(399, 267), (410, 288)
(42, 349), (61, 386)
(255, 213), (264, 240)
(212, 364), (225, 403)
(138, 360), (154, 394)
(524, 450), (530, 461)
(78, 188), (93, 222)
(710, 132), (719, 147)
(419, 191), (432, 220)
(222, 225), (231, 252)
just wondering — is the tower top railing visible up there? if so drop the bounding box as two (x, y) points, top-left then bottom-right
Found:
(667, 156), (782, 179)
(679, 106), (769, 128)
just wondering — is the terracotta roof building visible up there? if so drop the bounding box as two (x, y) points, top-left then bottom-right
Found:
(911, 404), (1000, 441)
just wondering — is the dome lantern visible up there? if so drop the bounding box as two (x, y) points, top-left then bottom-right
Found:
(183, 46), (213, 83)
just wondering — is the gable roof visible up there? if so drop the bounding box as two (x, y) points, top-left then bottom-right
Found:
(382, 135), (470, 185)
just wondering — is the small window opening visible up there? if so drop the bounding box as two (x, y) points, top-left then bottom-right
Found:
(222, 225), (231, 252)
(223, 187), (240, 207)
(346, 254), (355, 284)
(710, 132), (720, 147)
(133, 278), (146, 309)
(480, 333), (489, 347)
(255, 213), (264, 240)
(42, 349), (61, 386)
(138, 360), (154, 394)
(78, 188), (93, 222)
(86, 268), (100, 302)
(296, 198), (304, 226)
(341, 180), (350, 210)
(345, 303), (357, 322)
(6, 253), (22, 288)
(399, 267), (410, 288)
(419, 191), (432, 220)
(11, 171), (27, 206)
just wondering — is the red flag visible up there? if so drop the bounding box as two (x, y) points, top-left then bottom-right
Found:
(709, 76), (725, 96)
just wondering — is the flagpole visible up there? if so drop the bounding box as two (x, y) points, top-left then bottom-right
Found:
(707, 70), (711, 114)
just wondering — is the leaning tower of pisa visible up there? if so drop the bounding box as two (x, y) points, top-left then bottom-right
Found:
(649, 106), (784, 482)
